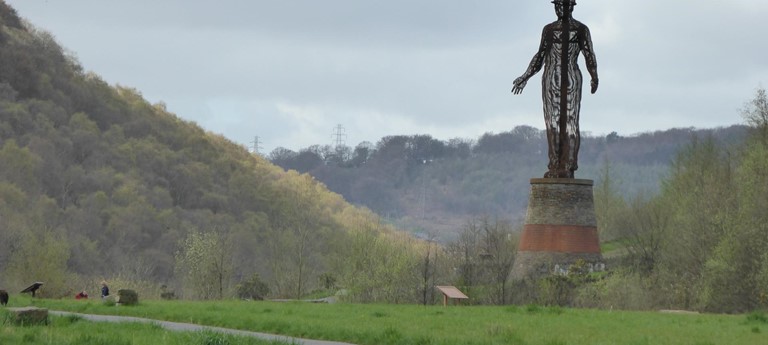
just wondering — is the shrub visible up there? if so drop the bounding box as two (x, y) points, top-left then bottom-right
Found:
(747, 311), (768, 324)
(235, 273), (270, 300)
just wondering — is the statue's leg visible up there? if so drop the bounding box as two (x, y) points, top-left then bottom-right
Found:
(568, 112), (580, 175)
(545, 122), (559, 177)
(565, 67), (583, 177)
(543, 66), (561, 178)
(544, 101), (560, 178)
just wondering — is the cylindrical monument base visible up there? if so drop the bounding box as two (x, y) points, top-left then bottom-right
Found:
(513, 178), (604, 279)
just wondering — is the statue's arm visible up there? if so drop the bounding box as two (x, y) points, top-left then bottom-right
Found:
(512, 26), (551, 94)
(579, 24), (599, 93)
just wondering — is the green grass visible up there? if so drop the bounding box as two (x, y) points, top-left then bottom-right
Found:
(7, 295), (768, 345)
(599, 240), (626, 254)
(0, 309), (289, 345)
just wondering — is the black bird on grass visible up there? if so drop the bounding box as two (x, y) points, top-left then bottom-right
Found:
(0, 290), (8, 306)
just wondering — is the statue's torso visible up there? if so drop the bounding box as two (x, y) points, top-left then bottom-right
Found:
(543, 21), (584, 73)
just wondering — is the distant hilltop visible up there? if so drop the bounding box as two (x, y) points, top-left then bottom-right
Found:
(268, 125), (748, 240)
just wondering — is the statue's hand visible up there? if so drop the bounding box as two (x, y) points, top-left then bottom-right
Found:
(512, 77), (527, 95)
(591, 78), (599, 94)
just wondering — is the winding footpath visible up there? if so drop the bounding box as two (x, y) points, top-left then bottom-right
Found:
(49, 311), (356, 345)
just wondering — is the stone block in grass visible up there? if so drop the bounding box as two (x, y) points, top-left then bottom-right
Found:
(117, 289), (139, 305)
(6, 307), (49, 326)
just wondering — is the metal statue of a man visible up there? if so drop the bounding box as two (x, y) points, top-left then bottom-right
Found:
(512, 0), (598, 178)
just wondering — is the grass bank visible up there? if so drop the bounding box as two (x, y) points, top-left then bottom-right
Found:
(0, 308), (288, 345)
(8, 295), (768, 345)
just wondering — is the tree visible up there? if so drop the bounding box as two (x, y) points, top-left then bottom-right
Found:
(291, 149), (324, 173)
(6, 230), (70, 298)
(617, 194), (670, 274)
(420, 235), (438, 306)
(0, 139), (42, 193)
(332, 215), (423, 303)
(268, 147), (297, 168)
(266, 174), (329, 299)
(606, 131), (621, 144)
(700, 135), (768, 312)
(742, 87), (768, 145)
(479, 218), (518, 305)
(448, 217), (517, 305)
(593, 160), (627, 241)
(449, 219), (482, 298)
(445, 138), (473, 159)
(175, 230), (233, 299)
(328, 144), (352, 167)
(655, 136), (736, 310)
(349, 141), (373, 167)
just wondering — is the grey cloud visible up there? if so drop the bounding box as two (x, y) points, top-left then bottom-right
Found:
(6, 0), (767, 152)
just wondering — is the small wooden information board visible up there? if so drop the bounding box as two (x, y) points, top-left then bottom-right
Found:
(435, 286), (468, 306)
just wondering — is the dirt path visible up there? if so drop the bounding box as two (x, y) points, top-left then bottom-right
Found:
(49, 311), (357, 345)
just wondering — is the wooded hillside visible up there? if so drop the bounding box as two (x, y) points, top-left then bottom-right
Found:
(0, 1), (426, 302)
(269, 124), (747, 240)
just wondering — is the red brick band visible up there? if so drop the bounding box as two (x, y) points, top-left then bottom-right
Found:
(519, 224), (600, 253)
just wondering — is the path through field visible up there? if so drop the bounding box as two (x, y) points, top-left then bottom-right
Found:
(50, 311), (357, 345)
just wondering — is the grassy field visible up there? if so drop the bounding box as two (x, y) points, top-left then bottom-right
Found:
(0, 308), (289, 345)
(4, 295), (768, 345)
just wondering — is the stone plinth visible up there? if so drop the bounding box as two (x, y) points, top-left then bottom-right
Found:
(7, 307), (49, 326)
(117, 289), (139, 305)
(513, 178), (603, 279)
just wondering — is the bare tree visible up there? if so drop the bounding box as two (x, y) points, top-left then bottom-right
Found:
(617, 194), (670, 274)
(742, 87), (768, 145)
(449, 219), (482, 299)
(480, 218), (518, 305)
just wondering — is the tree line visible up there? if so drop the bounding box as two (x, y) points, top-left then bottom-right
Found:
(269, 122), (746, 241)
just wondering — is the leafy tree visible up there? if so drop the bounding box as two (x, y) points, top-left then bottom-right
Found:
(445, 138), (473, 159)
(268, 146), (297, 167)
(0, 139), (42, 192)
(697, 92), (768, 312)
(0, 182), (29, 271)
(291, 149), (324, 173)
(332, 217), (423, 303)
(6, 230), (70, 298)
(349, 141), (373, 167)
(656, 136), (736, 310)
(175, 231), (233, 300)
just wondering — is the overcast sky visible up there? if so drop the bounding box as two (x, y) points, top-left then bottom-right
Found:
(6, 0), (768, 154)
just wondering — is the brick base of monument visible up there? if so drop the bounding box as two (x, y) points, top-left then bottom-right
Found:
(512, 178), (604, 279)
